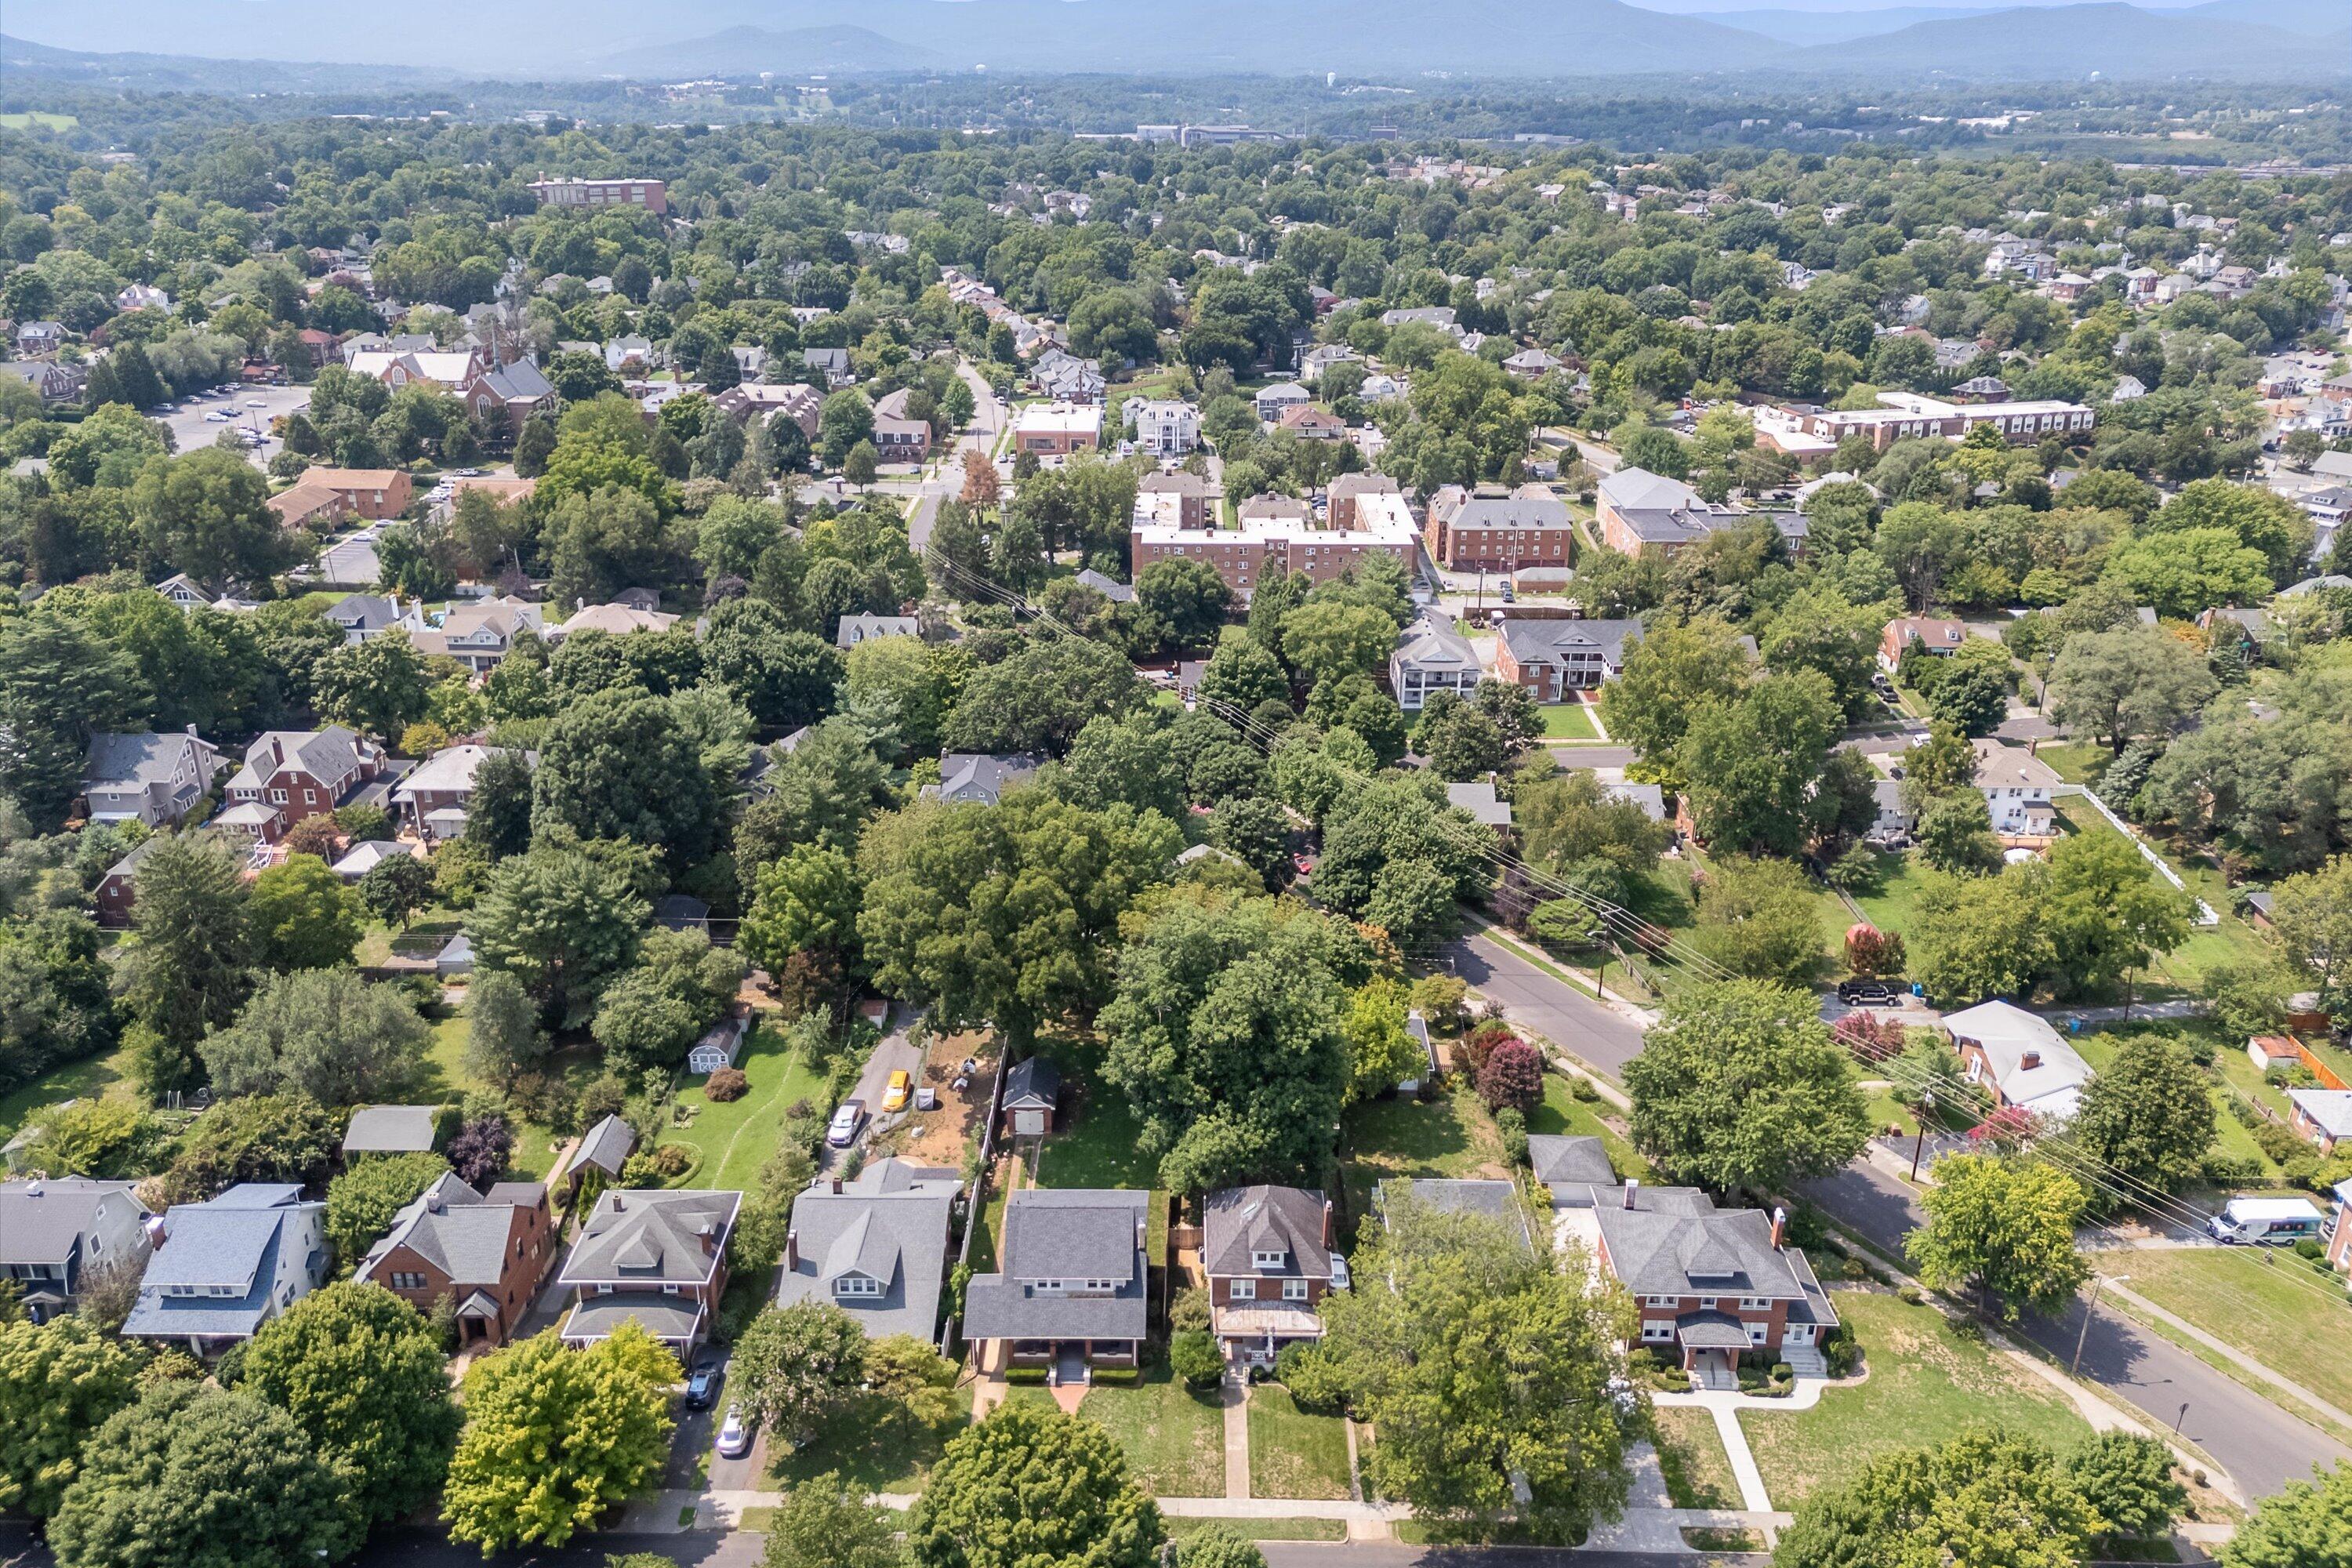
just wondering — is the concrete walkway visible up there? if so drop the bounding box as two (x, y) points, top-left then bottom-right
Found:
(2101, 1276), (2352, 1433)
(1584, 1506), (1795, 1553)
(1652, 1385), (1831, 1515)
(1223, 1381), (1253, 1499)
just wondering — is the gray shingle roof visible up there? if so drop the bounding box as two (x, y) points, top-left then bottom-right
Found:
(1201, 1185), (1334, 1281)
(1586, 1186), (1814, 1301)
(85, 731), (209, 789)
(0, 1180), (145, 1267)
(575, 1114), (637, 1177)
(561, 1189), (739, 1287)
(774, 1160), (959, 1339)
(562, 1293), (704, 1343)
(355, 1174), (529, 1289)
(342, 1105), (440, 1154)
(1527, 1134), (1615, 1190)
(1500, 618), (1642, 670)
(931, 753), (1044, 807)
(962, 1188), (1149, 1343)
(1003, 1055), (1062, 1110)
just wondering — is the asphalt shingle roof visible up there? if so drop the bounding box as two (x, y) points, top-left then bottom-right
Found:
(1201, 1185), (1333, 1281)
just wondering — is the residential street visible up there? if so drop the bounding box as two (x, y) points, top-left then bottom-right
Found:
(1439, 928), (1649, 1078)
(1799, 1158), (2350, 1499)
(906, 362), (1003, 553)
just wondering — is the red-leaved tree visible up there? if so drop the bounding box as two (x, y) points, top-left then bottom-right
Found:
(1476, 1040), (1544, 1113)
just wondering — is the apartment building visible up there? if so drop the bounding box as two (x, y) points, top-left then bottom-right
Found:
(1131, 486), (1419, 601)
(1425, 483), (1576, 572)
(528, 176), (667, 215)
(1759, 391), (2094, 456)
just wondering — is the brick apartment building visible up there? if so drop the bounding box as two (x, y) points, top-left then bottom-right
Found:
(1425, 483), (1577, 571)
(528, 176), (667, 215)
(1131, 486), (1419, 601)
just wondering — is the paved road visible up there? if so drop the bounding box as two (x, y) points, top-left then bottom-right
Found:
(1439, 929), (1648, 1078)
(1265, 1547), (1759, 1568)
(908, 362), (1004, 553)
(1801, 1157), (2350, 1499)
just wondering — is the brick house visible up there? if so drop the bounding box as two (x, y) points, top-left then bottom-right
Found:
(1944, 999), (2092, 1123)
(1583, 1179), (1839, 1385)
(1326, 472), (1403, 529)
(1011, 401), (1102, 457)
(557, 1188), (740, 1355)
(463, 359), (556, 434)
(1878, 615), (1967, 671)
(1131, 486), (1417, 602)
(223, 728), (389, 833)
(528, 176), (666, 215)
(354, 1171), (556, 1346)
(2288, 1090), (2352, 1155)
(1494, 616), (1643, 699)
(713, 381), (823, 438)
(1138, 470), (1216, 529)
(873, 414), (931, 462)
(1425, 484), (1576, 572)
(285, 467), (414, 521)
(392, 744), (531, 840)
(961, 1188), (1149, 1380)
(1202, 1185), (1345, 1367)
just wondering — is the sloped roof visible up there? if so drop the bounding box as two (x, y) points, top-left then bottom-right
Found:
(0, 1180), (145, 1267)
(561, 1189), (739, 1286)
(962, 1188), (1149, 1343)
(575, 1113), (637, 1176)
(1943, 1000), (2090, 1118)
(1588, 1186), (1815, 1303)
(1003, 1054), (1062, 1109)
(342, 1105), (439, 1154)
(1527, 1134), (1615, 1189)
(85, 731), (212, 789)
(1201, 1185), (1333, 1280)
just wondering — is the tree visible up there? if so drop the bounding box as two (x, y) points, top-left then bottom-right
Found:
(0, 617), (143, 830)
(115, 834), (251, 1093)
(1099, 897), (1353, 1192)
(441, 1323), (678, 1551)
(468, 837), (651, 1029)
(9, 1099), (160, 1181)
(2062, 1433), (2186, 1545)
(1282, 601), (1396, 691)
(736, 718), (894, 860)
(356, 853), (434, 931)
(740, 844), (863, 979)
(2042, 830), (2192, 1000)
(942, 636), (1145, 757)
(1692, 856), (1826, 985)
(1057, 712), (1186, 820)
(1906, 1154), (2089, 1319)
(311, 631), (430, 742)
(1175, 1525), (1268, 1568)
(1774, 1427), (2100, 1568)
(131, 445), (297, 589)
(447, 1116), (513, 1187)
(733, 1301), (869, 1445)
(242, 1281), (461, 1530)
(1198, 635), (1290, 715)
(1624, 981), (1870, 1193)
(2047, 627), (2216, 755)
(1170, 1328), (1226, 1390)
(1209, 795), (1295, 891)
(1916, 792), (2003, 876)
(0, 1315), (140, 1519)
(1319, 1190), (1634, 1543)
(2219, 1461), (2352, 1568)
(702, 600), (844, 735)
(906, 1401), (1163, 1568)
(1413, 691), (1507, 781)
(1341, 978), (1421, 1102)
(592, 927), (740, 1077)
(2100, 528), (2270, 620)
(325, 1153), (449, 1275)
(2150, 479), (2313, 586)
(463, 968), (543, 1087)
(1134, 558), (1233, 653)
(1909, 867), (2053, 1007)
(245, 855), (365, 971)
(49, 1381), (360, 1568)
(153, 1093), (340, 1205)
(1676, 671), (1842, 858)
(1475, 1039), (1543, 1113)
(2267, 855), (2352, 1017)
(859, 793), (1178, 1045)
(819, 390), (875, 467)
(1929, 659), (2010, 739)
(759, 1472), (907, 1568)
(530, 687), (722, 863)
(2071, 1033), (2216, 1197)
(201, 967), (428, 1105)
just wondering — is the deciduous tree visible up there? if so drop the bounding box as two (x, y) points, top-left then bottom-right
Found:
(733, 1302), (869, 1446)
(1907, 1154), (2089, 1319)
(0, 1316), (140, 1519)
(201, 967), (428, 1105)
(907, 1401), (1163, 1568)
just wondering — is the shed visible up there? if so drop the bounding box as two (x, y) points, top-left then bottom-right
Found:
(688, 1011), (750, 1076)
(1000, 1055), (1063, 1138)
(572, 1114), (637, 1187)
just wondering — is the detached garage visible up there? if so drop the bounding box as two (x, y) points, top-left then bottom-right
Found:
(1000, 1056), (1062, 1138)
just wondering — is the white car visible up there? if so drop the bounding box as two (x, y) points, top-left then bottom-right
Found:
(826, 1099), (866, 1148)
(244, 397), (267, 408)
(714, 1406), (753, 1460)
(205, 410), (233, 422)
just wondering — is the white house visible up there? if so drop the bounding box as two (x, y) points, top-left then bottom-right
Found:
(1973, 739), (2060, 837)
(1944, 1000), (2092, 1123)
(1125, 398), (1202, 457)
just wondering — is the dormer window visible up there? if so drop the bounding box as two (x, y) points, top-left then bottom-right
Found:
(835, 1276), (883, 1298)
(1252, 1249), (1287, 1270)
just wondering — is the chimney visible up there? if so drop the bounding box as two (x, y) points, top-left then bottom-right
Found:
(783, 1229), (799, 1270)
(1321, 1200), (1334, 1250)
(1770, 1206), (1788, 1251)
(145, 1214), (169, 1248)
(25, 1179), (42, 1198)
(426, 1190), (445, 1214)
(2020, 1051), (2042, 1071)
(699, 1222), (717, 1257)
(1622, 1178), (1640, 1210)
(829, 1178), (844, 1196)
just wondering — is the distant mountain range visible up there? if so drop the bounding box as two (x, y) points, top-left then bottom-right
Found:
(2, 0), (2345, 83)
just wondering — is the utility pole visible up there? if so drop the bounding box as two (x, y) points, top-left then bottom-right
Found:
(1908, 1090), (1936, 1182)
(2072, 1272), (2122, 1377)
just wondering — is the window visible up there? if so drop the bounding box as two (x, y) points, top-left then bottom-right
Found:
(835, 1276), (883, 1298)
(1698, 1298), (1718, 1311)
(1283, 1279), (1310, 1301)
(661, 1284), (681, 1297)
(267, 789), (287, 804)
(1229, 1279), (1257, 1301)
(1748, 1323), (1769, 1345)
(1251, 1249), (1286, 1269)
(1739, 1296), (1771, 1311)
(1641, 1323), (1674, 1342)
(1645, 1295), (1678, 1308)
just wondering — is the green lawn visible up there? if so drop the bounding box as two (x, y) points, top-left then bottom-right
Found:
(1338, 1082), (1508, 1243)
(1030, 1043), (1168, 1261)
(0, 112), (77, 131)
(1165, 1518), (1348, 1542)
(1650, 1406), (1740, 1510)
(1528, 1073), (1650, 1181)
(1248, 1386), (1353, 1500)
(1540, 703), (1601, 741)
(2034, 742), (2110, 787)
(416, 1008), (590, 1182)
(0, 1040), (140, 1147)
(2095, 1248), (2352, 1417)
(1846, 849), (1936, 949)
(1738, 1290), (2096, 1507)
(1076, 1366), (1227, 1497)
(669, 1022), (824, 1192)
(766, 1392), (967, 1494)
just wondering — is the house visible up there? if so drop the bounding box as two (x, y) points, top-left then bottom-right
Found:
(1279, 405), (1347, 441)
(1001, 1055), (1062, 1138)
(1426, 484), (1575, 572)
(1944, 999), (2092, 1122)
(390, 744), (526, 840)
(342, 1105), (441, 1158)
(929, 753), (1045, 807)
(324, 593), (416, 644)
(873, 413), (931, 462)
(1202, 1185), (1345, 1367)
(1253, 383), (1311, 421)
(1076, 568), (1134, 604)
(1527, 1135), (1616, 1202)
(1381, 1178), (1534, 1253)
(565, 1114), (637, 1200)
(1327, 472), (1403, 528)
(836, 613), (920, 650)
(411, 596), (543, 674)
(0, 1179), (154, 1323)
(1503, 347), (1560, 380)
(803, 347), (853, 388)
(1592, 467), (1774, 557)
(83, 729), (221, 827)
(1878, 616), (1968, 671)
(330, 840), (411, 880)
(550, 602), (679, 639)
(272, 467), (413, 528)
(15, 322), (65, 356)
(0, 359), (87, 402)
(1011, 401), (1102, 457)
(1389, 619), (1483, 711)
(2287, 1090), (2352, 1155)
(961, 1188), (1149, 1377)
(714, 381), (823, 438)
(464, 358), (556, 433)
(1494, 618), (1643, 700)
(556, 1188), (741, 1354)
(1126, 398), (1202, 456)
(93, 834), (168, 925)
(1583, 1181), (1839, 1382)
(121, 1185), (328, 1357)
(775, 1160), (960, 1339)
(353, 1171), (556, 1346)
(225, 728), (389, 833)
(2198, 606), (2270, 660)
(1380, 306), (1457, 331)
(1445, 781), (1514, 829)
(1973, 739), (2060, 837)
(1030, 350), (1105, 406)
(687, 1011), (750, 1076)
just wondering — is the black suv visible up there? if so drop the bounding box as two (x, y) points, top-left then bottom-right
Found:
(1837, 979), (1901, 1006)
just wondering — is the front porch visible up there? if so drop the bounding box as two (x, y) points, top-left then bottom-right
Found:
(1212, 1302), (1326, 1370)
(1007, 1336), (1138, 1380)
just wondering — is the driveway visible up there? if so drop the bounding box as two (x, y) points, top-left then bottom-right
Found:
(154, 383), (310, 470)
(1799, 1156), (2350, 1498)
(817, 1007), (925, 1171)
(1436, 928), (1648, 1077)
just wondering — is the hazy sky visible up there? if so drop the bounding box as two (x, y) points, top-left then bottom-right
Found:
(1636, 0), (2206, 10)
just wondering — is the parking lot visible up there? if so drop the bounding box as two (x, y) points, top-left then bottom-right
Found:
(154, 383), (311, 470)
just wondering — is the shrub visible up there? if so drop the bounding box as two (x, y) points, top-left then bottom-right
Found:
(1494, 1105), (1530, 1167)
(1170, 1286), (1213, 1334)
(1820, 1322), (1859, 1377)
(1896, 1284), (1924, 1305)
(705, 1067), (750, 1102)
(1276, 1340), (1348, 1414)
(2203, 1152), (2262, 1187)
(1845, 924), (1906, 979)
(1170, 1329), (1226, 1390)
(1475, 1040), (1543, 1113)
(2250, 1121), (2304, 1164)
(1570, 1074), (1602, 1102)
(1460, 1018), (1517, 1073)
(447, 1115), (512, 1188)
(1832, 1011), (1907, 1065)
(1088, 1367), (1139, 1387)
(1409, 974), (1470, 1033)
(2293, 1237), (2325, 1261)
(1004, 1367), (1049, 1385)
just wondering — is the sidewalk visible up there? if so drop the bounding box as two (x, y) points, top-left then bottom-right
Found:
(2100, 1276), (2352, 1434)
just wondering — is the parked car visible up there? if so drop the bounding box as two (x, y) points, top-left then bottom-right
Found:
(826, 1098), (866, 1148)
(1837, 979), (1900, 1006)
(2208, 1196), (2325, 1246)
(685, 1358), (722, 1410)
(244, 397), (268, 408)
(714, 1406), (753, 1460)
(882, 1069), (913, 1112)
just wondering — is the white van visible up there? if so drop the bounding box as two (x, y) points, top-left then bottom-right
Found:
(2207, 1196), (2325, 1247)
